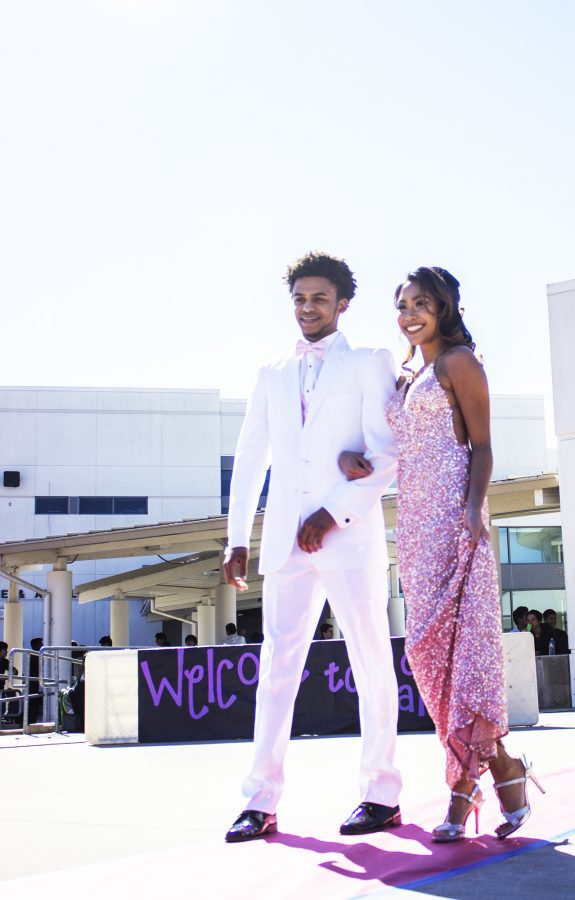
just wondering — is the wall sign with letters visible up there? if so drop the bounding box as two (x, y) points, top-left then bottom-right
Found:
(137, 637), (433, 743)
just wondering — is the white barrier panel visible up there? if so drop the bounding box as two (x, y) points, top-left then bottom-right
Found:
(502, 632), (539, 727)
(85, 650), (139, 745)
(85, 635), (539, 745)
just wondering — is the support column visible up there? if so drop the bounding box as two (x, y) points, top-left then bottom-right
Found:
(490, 525), (502, 599)
(196, 604), (215, 646)
(47, 563), (73, 685)
(388, 564), (405, 637)
(215, 584), (237, 644)
(110, 593), (130, 647)
(548, 278), (575, 705)
(4, 580), (24, 675)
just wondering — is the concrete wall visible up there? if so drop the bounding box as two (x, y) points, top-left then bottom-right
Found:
(491, 395), (549, 480)
(547, 278), (575, 703)
(0, 386), (245, 647)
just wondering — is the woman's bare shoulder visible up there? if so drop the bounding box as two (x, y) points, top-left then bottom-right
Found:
(439, 345), (484, 378)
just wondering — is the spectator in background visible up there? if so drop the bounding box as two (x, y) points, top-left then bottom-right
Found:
(248, 632), (264, 644)
(512, 606), (529, 632)
(527, 610), (553, 655)
(28, 637), (44, 723)
(155, 632), (170, 647)
(0, 640), (21, 724)
(0, 640), (11, 685)
(184, 634), (198, 647)
(223, 623), (246, 646)
(542, 609), (569, 654)
(98, 635), (113, 647)
(319, 623), (334, 639)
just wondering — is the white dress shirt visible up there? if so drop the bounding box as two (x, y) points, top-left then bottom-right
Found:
(297, 330), (340, 420)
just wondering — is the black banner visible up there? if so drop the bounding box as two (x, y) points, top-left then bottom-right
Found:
(138, 637), (433, 743)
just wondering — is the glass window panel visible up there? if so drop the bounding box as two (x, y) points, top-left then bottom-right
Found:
(113, 497), (148, 515)
(510, 590), (567, 631)
(221, 460), (269, 508)
(257, 470), (270, 509)
(499, 528), (509, 564)
(35, 496), (69, 515)
(501, 591), (513, 631)
(79, 497), (113, 515)
(220, 470), (233, 495)
(508, 527), (563, 564)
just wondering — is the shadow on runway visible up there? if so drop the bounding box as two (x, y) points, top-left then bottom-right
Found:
(266, 823), (551, 889)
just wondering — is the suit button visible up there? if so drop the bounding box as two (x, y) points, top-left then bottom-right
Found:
(345, 518), (350, 523)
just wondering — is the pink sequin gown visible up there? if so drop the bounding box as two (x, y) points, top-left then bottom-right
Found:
(386, 364), (508, 788)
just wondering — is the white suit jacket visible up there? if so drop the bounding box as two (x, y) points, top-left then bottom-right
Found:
(227, 332), (397, 574)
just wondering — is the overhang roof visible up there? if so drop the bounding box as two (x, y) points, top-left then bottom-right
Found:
(0, 473), (560, 619)
(0, 513), (262, 567)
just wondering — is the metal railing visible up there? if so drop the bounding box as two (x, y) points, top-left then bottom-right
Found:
(4, 647), (54, 734)
(3, 645), (140, 735)
(38, 645), (141, 734)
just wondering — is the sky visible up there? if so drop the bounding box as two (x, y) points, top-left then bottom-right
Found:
(1, 0), (574, 441)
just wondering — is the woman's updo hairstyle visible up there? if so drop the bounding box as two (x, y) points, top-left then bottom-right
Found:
(394, 266), (475, 369)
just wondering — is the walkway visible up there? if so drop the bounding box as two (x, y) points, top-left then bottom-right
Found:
(1, 712), (574, 898)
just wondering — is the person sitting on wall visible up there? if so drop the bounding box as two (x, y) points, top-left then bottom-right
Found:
(223, 623), (246, 646)
(542, 609), (569, 654)
(527, 610), (554, 655)
(511, 606), (529, 632)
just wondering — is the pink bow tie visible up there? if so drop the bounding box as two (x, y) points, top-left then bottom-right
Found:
(296, 339), (327, 359)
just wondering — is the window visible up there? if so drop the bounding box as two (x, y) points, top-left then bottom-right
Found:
(79, 497), (113, 515)
(35, 496), (148, 515)
(220, 457), (269, 514)
(507, 589), (567, 631)
(507, 527), (563, 564)
(35, 497), (69, 515)
(113, 496), (148, 515)
(501, 590), (513, 631)
(499, 528), (509, 564)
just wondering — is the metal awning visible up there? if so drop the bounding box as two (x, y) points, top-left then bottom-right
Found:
(0, 473), (560, 618)
(0, 513), (263, 567)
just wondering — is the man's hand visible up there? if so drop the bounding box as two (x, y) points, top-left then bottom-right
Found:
(223, 546), (249, 590)
(297, 508), (337, 553)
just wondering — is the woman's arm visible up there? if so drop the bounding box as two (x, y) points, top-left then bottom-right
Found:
(442, 348), (493, 547)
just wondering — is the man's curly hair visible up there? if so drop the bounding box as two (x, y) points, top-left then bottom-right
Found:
(284, 251), (357, 301)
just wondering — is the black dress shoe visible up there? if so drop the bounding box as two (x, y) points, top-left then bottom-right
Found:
(225, 809), (278, 843)
(340, 802), (401, 835)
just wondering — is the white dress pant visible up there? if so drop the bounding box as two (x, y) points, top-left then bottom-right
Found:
(242, 545), (401, 813)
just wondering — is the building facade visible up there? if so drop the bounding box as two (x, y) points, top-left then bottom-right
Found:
(0, 385), (561, 648)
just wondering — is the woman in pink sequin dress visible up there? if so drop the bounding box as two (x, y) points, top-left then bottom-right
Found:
(340, 267), (543, 841)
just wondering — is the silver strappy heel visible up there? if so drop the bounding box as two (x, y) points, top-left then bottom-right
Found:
(493, 754), (545, 839)
(432, 783), (484, 842)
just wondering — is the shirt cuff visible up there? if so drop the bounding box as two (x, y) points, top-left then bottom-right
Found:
(323, 501), (357, 529)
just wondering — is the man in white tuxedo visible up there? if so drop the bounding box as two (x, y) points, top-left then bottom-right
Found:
(224, 252), (401, 842)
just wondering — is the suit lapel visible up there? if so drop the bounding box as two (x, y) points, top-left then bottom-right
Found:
(303, 333), (349, 430)
(281, 355), (304, 435)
